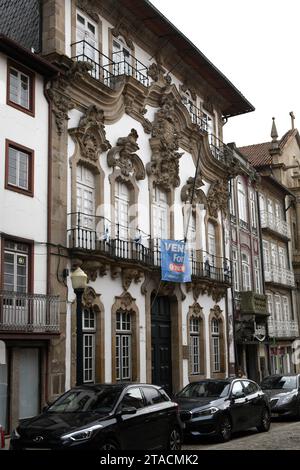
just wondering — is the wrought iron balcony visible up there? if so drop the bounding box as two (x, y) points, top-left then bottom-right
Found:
(0, 291), (60, 333)
(209, 134), (234, 166)
(264, 264), (295, 287)
(71, 40), (149, 87)
(260, 211), (290, 239)
(67, 223), (231, 285)
(268, 319), (299, 338)
(182, 101), (207, 131)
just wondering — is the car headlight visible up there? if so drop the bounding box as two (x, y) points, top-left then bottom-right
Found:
(11, 427), (20, 439)
(61, 424), (103, 442)
(192, 407), (219, 418)
(279, 393), (297, 405)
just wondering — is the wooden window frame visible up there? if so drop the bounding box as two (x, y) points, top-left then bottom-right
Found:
(7, 59), (35, 117)
(5, 139), (34, 197)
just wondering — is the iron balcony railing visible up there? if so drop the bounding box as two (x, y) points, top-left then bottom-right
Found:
(182, 100), (208, 131)
(71, 40), (149, 87)
(264, 264), (295, 287)
(268, 319), (299, 338)
(209, 134), (234, 165)
(260, 211), (290, 238)
(0, 291), (60, 333)
(67, 224), (231, 285)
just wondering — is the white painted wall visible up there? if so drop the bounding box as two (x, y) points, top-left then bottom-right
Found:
(0, 52), (49, 294)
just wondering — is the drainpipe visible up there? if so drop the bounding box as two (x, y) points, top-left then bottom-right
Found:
(44, 79), (52, 297)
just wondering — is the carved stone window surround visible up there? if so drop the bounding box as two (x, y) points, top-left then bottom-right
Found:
(187, 303), (206, 381)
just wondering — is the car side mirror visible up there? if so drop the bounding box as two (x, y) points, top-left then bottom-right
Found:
(117, 405), (137, 416)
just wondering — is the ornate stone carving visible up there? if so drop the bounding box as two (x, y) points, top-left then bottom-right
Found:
(186, 281), (207, 301)
(70, 105), (111, 165)
(111, 265), (122, 279)
(107, 129), (145, 180)
(181, 173), (207, 208)
(48, 89), (73, 135)
(80, 260), (108, 281)
(147, 95), (183, 190)
(82, 286), (98, 309)
(112, 22), (134, 49)
(116, 291), (136, 310)
(122, 268), (143, 291)
(148, 62), (171, 85)
(158, 282), (176, 297)
(207, 179), (228, 218)
(179, 83), (196, 101)
(211, 286), (227, 303)
(191, 302), (203, 316)
(77, 0), (99, 22)
(211, 304), (223, 318)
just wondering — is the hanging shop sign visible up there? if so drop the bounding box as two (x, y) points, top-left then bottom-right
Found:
(161, 240), (191, 283)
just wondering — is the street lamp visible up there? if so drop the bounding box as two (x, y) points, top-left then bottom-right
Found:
(70, 267), (88, 385)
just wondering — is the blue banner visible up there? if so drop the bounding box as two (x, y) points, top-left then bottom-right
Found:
(160, 240), (191, 283)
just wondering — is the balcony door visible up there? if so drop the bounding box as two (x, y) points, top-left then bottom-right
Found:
(76, 11), (99, 78)
(19, 348), (40, 419)
(3, 241), (29, 327)
(152, 187), (168, 265)
(112, 38), (131, 76)
(76, 165), (95, 249)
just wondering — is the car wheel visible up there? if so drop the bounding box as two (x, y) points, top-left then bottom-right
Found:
(256, 407), (271, 432)
(168, 428), (182, 450)
(99, 439), (120, 451)
(218, 415), (232, 442)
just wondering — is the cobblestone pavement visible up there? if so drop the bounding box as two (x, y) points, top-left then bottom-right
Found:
(182, 418), (300, 450)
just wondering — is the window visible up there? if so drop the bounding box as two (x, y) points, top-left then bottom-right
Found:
(250, 190), (257, 228)
(232, 249), (239, 292)
(241, 253), (251, 291)
(271, 243), (278, 268)
(3, 240), (29, 293)
(242, 381), (259, 395)
(211, 319), (221, 373)
(112, 37), (131, 76)
(274, 295), (282, 322)
(5, 141), (34, 196)
(120, 388), (144, 409)
(115, 181), (130, 240)
(116, 310), (132, 381)
(275, 202), (281, 221)
(202, 111), (213, 134)
(231, 381), (244, 396)
(278, 246), (287, 270)
(76, 165), (95, 230)
(229, 183), (236, 216)
(189, 317), (201, 375)
(207, 222), (216, 266)
(185, 211), (196, 258)
(82, 308), (96, 383)
(254, 258), (261, 294)
(182, 90), (197, 124)
(237, 179), (247, 223)
(76, 11), (99, 78)
(153, 186), (168, 240)
(259, 193), (265, 216)
(282, 296), (290, 322)
(142, 387), (168, 405)
(7, 61), (34, 115)
(266, 293), (273, 316)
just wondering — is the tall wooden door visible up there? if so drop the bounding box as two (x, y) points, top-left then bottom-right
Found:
(151, 296), (172, 394)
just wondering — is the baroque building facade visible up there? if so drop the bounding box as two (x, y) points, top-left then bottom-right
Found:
(0, 0), (255, 431)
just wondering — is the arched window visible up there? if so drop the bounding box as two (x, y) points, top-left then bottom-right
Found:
(211, 319), (221, 373)
(189, 317), (200, 375)
(82, 308), (96, 383)
(207, 222), (216, 266)
(116, 310), (132, 381)
(237, 179), (247, 223)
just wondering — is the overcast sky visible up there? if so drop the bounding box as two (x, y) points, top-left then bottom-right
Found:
(150, 0), (300, 147)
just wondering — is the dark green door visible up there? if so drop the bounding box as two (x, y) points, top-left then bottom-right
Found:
(151, 295), (172, 394)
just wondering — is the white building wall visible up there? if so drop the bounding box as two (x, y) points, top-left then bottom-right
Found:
(0, 52), (49, 294)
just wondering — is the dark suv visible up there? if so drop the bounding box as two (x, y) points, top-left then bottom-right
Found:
(175, 378), (271, 442)
(10, 383), (182, 450)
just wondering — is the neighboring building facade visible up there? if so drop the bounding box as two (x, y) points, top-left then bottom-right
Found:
(239, 117), (300, 375)
(0, 0), (255, 431)
(0, 35), (58, 432)
(228, 145), (268, 383)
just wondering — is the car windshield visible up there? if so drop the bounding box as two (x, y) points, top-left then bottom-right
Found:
(48, 387), (123, 413)
(177, 381), (231, 399)
(261, 376), (297, 391)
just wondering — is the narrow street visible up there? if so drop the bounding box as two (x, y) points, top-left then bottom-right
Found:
(183, 418), (300, 450)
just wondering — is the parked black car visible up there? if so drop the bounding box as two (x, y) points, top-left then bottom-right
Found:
(10, 383), (182, 450)
(260, 374), (300, 417)
(175, 378), (271, 442)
